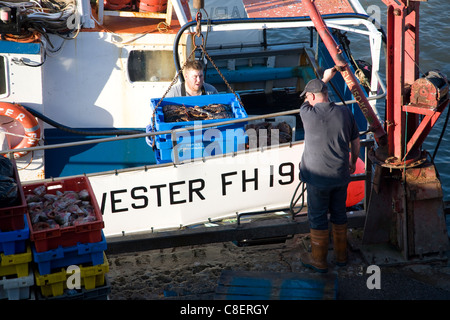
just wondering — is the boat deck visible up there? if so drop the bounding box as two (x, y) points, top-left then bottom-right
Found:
(87, 9), (182, 34)
(99, 15), (181, 34)
(86, 0), (358, 34)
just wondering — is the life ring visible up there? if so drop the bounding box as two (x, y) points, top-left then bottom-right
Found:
(0, 102), (40, 159)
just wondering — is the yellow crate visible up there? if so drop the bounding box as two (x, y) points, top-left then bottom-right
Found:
(34, 268), (67, 297)
(0, 246), (32, 278)
(34, 252), (109, 297)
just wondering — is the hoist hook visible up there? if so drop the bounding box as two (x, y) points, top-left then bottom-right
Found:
(193, 0), (204, 10)
(193, 10), (204, 48)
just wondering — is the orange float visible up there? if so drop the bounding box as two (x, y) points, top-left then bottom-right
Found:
(103, 0), (132, 10)
(346, 157), (365, 207)
(137, 0), (167, 12)
(0, 102), (40, 159)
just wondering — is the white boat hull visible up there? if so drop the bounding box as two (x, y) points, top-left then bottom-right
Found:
(89, 142), (304, 237)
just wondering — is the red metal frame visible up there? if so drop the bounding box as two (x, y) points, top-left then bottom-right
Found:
(383, 0), (449, 162)
(384, 0), (419, 161)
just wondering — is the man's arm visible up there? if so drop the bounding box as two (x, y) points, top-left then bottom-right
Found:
(349, 137), (360, 174)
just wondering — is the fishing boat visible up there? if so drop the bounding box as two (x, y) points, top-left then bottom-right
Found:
(0, 0), (448, 264)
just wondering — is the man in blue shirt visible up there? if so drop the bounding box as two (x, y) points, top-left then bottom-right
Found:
(299, 67), (360, 273)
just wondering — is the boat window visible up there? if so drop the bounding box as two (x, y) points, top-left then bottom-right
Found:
(0, 56), (7, 96)
(127, 50), (176, 82)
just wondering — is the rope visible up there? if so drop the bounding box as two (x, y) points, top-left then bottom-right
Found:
(0, 131), (40, 141)
(289, 180), (306, 218)
(2, 31), (41, 43)
(432, 99), (450, 161)
(333, 30), (371, 90)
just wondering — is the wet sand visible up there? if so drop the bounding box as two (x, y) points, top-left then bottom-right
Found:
(106, 230), (450, 300)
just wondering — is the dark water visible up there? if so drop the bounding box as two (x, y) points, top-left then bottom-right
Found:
(357, 0), (450, 201)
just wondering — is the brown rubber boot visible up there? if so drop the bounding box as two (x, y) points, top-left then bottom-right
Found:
(332, 223), (348, 266)
(300, 229), (329, 273)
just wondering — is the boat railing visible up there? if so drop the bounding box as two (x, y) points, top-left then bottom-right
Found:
(0, 70), (386, 160)
(174, 14), (385, 73)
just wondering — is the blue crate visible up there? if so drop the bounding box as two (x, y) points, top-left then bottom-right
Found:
(150, 93), (247, 131)
(0, 215), (29, 255)
(154, 149), (168, 164)
(32, 231), (107, 275)
(149, 93), (248, 145)
(149, 94), (248, 164)
(155, 134), (247, 163)
(148, 123), (248, 151)
(154, 143), (212, 164)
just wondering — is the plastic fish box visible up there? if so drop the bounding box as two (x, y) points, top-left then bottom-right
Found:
(148, 122), (249, 152)
(149, 93), (248, 145)
(0, 245), (32, 278)
(0, 214), (29, 255)
(155, 135), (248, 163)
(0, 268), (34, 300)
(34, 252), (109, 298)
(32, 231), (107, 275)
(0, 159), (27, 232)
(22, 176), (104, 253)
(35, 275), (111, 300)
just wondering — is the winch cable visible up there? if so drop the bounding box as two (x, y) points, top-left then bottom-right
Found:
(23, 106), (144, 136)
(11, 0), (80, 42)
(154, 9), (243, 117)
(146, 14), (206, 149)
(289, 179), (306, 218)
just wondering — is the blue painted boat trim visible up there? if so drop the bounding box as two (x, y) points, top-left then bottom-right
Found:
(206, 65), (316, 84)
(0, 40), (41, 54)
(44, 128), (155, 178)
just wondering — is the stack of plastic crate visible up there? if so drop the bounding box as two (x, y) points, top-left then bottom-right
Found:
(147, 93), (248, 164)
(22, 176), (110, 300)
(0, 159), (34, 300)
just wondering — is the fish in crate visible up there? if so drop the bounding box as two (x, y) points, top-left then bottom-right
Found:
(26, 186), (96, 231)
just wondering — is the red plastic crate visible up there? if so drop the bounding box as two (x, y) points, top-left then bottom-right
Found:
(0, 159), (27, 232)
(22, 176), (104, 252)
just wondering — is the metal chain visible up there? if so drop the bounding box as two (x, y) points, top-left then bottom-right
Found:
(199, 44), (244, 108)
(151, 13), (245, 144)
(151, 46), (197, 127)
(152, 10), (204, 125)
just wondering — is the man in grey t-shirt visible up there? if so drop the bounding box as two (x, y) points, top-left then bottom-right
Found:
(299, 67), (360, 273)
(166, 60), (218, 97)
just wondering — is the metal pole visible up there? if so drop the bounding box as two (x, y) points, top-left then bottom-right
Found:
(302, 0), (388, 150)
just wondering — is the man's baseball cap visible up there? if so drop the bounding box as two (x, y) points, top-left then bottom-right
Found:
(300, 79), (328, 97)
